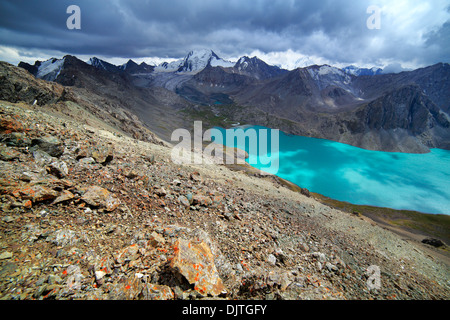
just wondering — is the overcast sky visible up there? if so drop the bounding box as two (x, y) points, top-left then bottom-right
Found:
(0, 0), (449, 71)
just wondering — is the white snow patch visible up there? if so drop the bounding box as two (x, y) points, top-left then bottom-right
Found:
(318, 65), (344, 76)
(210, 57), (234, 68)
(87, 57), (106, 70)
(36, 57), (65, 81)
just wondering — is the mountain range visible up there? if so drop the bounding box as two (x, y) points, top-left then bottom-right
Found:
(13, 49), (450, 153)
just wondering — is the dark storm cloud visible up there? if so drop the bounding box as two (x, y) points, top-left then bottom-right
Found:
(0, 0), (448, 67)
(117, 0), (371, 57)
(0, 1), (132, 53)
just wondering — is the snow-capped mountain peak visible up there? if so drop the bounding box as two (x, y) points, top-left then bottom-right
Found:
(154, 49), (233, 74)
(306, 64), (347, 79)
(232, 56), (288, 79)
(87, 57), (104, 69)
(87, 57), (121, 73)
(119, 59), (138, 71)
(36, 57), (65, 81)
(178, 49), (233, 73)
(343, 65), (383, 76)
(306, 64), (353, 89)
(235, 56), (254, 71)
(236, 56), (249, 69)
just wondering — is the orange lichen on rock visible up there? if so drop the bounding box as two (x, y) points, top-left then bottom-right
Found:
(0, 118), (25, 134)
(170, 238), (226, 297)
(80, 185), (120, 211)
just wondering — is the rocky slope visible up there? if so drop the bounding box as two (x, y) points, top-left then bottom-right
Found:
(351, 85), (450, 151)
(0, 99), (449, 300)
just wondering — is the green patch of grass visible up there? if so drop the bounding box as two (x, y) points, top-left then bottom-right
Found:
(314, 193), (450, 243)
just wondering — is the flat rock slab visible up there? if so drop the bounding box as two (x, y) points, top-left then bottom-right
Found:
(11, 184), (59, 203)
(0, 252), (13, 260)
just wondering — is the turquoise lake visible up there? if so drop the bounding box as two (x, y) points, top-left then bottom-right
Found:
(214, 126), (450, 215)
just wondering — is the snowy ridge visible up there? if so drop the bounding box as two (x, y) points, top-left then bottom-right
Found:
(87, 57), (121, 73)
(36, 58), (65, 81)
(154, 60), (182, 73)
(306, 65), (353, 89)
(210, 56), (234, 68)
(307, 65), (347, 78)
(343, 65), (383, 76)
(87, 57), (104, 69)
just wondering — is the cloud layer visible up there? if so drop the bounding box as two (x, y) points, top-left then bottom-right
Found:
(0, 0), (449, 69)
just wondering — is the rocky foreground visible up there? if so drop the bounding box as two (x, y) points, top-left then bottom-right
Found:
(0, 101), (449, 300)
